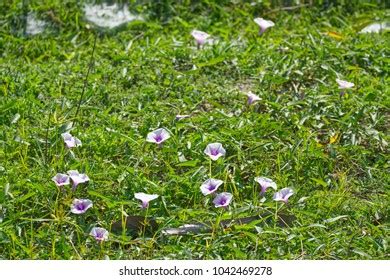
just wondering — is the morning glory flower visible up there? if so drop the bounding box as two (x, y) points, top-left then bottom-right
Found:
(67, 170), (90, 190)
(255, 177), (277, 194)
(146, 128), (170, 145)
(52, 173), (70, 187)
(213, 192), (233, 208)
(70, 199), (93, 214)
(134, 192), (159, 208)
(61, 132), (82, 149)
(273, 188), (294, 203)
(246, 92), (261, 105)
(336, 79), (354, 89)
(200, 179), (223, 196)
(191, 30), (210, 48)
(336, 79), (354, 96)
(254, 18), (275, 34)
(90, 227), (109, 242)
(204, 143), (226, 161)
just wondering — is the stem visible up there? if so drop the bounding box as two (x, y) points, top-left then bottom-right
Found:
(274, 202), (279, 225)
(142, 207), (149, 239)
(45, 107), (52, 166)
(22, 0), (28, 36)
(121, 204), (126, 238)
(73, 33), (98, 126)
(209, 159), (212, 178)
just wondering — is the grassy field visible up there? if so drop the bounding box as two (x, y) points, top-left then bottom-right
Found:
(0, 1), (389, 260)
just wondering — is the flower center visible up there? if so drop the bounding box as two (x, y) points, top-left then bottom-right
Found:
(154, 134), (163, 143)
(76, 203), (86, 211)
(210, 149), (219, 156)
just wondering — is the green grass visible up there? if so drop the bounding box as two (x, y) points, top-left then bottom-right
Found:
(0, 0), (389, 260)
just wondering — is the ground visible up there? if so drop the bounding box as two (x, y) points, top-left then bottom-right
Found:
(0, 1), (389, 259)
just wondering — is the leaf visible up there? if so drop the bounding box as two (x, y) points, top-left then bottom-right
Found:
(307, 223), (327, 229)
(329, 133), (340, 144)
(326, 31), (344, 40)
(16, 192), (35, 203)
(87, 190), (118, 208)
(324, 215), (349, 223)
(176, 160), (199, 167)
(311, 178), (328, 187)
(11, 113), (20, 124)
(197, 56), (225, 68)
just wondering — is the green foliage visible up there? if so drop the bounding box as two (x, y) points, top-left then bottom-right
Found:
(0, 1), (389, 259)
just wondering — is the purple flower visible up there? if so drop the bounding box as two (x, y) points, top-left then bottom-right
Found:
(61, 132), (82, 149)
(134, 192), (159, 208)
(213, 192), (233, 208)
(273, 188), (294, 203)
(52, 173), (70, 187)
(246, 92), (261, 105)
(200, 179), (223, 196)
(70, 199), (93, 214)
(255, 177), (277, 194)
(67, 170), (90, 190)
(191, 30), (210, 48)
(90, 227), (109, 242)
(204, 143), (226, 161)
(146, 128), (170, 145)
(254, 18), (275, 34)
(336, 79), (354, 89)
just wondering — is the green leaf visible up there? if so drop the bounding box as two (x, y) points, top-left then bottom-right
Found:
(176, 160), (199, 167)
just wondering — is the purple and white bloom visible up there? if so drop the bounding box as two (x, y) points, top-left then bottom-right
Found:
(146, 128), (170, 145)
(254, 18), (275, 34)
(70, 199), (93, 214)
(204, 143), (226, 161)
(255, 177), (277, 194)
(90, 227), (109, 242)
(134, 192), (159, 208)
(200, 178), (223, 196)
(52, 173), (70, 187)
(273, 188), (294, 203)
(67, 170), (90, 190)
(246, 92), (261, 105)
(61, 132), (82, 149)
(213, 192), (233, 208)
(175, 114), (190, 121)
(191, 30), (210, 48)
(336, 79), (354, 89)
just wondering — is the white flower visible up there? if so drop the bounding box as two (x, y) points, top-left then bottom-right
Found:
(90, 227), (109, 242)
(70, 199), (93, 214)
(200, 179), (223, 196)
(191, 30), (210, 46)
(204, 143), (226, 161)
(273, 188), (294, 203)
(336, 79), (354, 89)
(146, 128), (171, 144)
(213, 192), (233, 208)
(134, 192), (159, 208)
(255, 177), (277, 194)
(52, 173), (70, 187)
(67, 170), (90, 190)
(246, 92), (261, 105)
(61, 132), (82, 148)
(254, 18), (275, 34)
